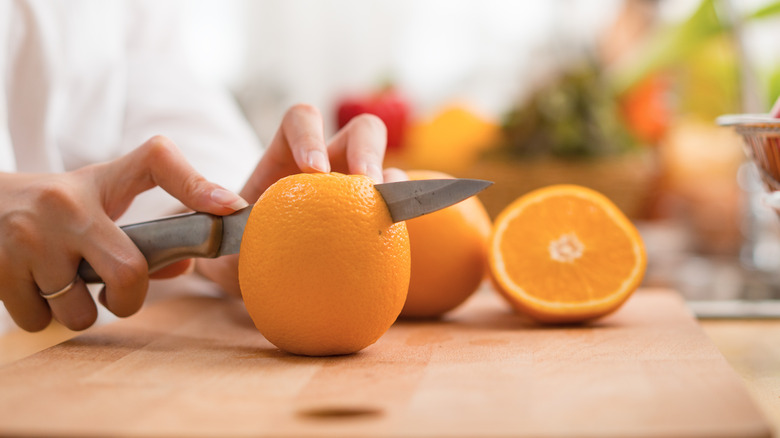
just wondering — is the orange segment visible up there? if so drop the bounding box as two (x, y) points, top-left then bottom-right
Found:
(489, 184), (646, 323)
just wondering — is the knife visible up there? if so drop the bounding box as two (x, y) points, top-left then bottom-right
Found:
(77, 178), (492, 283)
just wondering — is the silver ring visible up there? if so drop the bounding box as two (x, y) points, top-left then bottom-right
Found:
(39, 275), (80, 300)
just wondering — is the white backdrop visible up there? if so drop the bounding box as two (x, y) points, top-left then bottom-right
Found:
(180, 0), (629, 144)
(173, 0), (779, 144)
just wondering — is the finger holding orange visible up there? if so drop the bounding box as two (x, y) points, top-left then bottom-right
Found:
(400, 170), (492, 319)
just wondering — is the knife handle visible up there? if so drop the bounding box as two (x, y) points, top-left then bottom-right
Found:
(77, 212), (223, 284)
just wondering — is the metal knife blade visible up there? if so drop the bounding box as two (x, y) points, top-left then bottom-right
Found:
(217, 206), (252, 256)
(78, 178), (492, 283)
(375, 178), (493, 222)
(219, 178), (491, 253)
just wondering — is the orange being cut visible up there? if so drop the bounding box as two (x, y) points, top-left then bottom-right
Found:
(400, 169), (491, 318)
(489, 185), (646, 323)
(238, 172), (410, 356)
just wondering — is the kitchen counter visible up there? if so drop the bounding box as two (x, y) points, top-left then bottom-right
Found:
(0, 287), (775, 437)
(700, 319), (780, 434)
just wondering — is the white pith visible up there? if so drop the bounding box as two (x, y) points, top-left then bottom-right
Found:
(548, 233), (584, 263)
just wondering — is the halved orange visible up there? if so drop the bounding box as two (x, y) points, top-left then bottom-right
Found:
(489, 185), (646, 323)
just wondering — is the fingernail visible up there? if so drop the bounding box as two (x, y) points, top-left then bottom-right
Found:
(211, 188), (249, 210)
(307, 150), (330, 173)
(366, 163), (383, 183)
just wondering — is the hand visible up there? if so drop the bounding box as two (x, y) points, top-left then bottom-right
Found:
(196, 104), (407, 296)
(0, 136), (248, 332)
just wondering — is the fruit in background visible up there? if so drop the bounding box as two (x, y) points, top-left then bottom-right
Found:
(403, 105), (499, 173)
(400, 170), (492, 319)
(619, 73), (671, 144)
(659, 118), (743, 255)
(498, 62), (636, 160)
(489, 185), (646, 323)
(335, 87), (409, 151)
(674, 36), (740, 121)
(238, 173), (410, 356)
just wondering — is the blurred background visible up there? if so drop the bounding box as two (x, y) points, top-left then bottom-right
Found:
(180, 0), (780, 315)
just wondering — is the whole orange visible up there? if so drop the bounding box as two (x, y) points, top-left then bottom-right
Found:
(238, 173), (411, 356)
(400, 170), (492, 318)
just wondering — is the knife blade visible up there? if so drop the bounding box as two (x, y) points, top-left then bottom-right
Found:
(77, 178), (492, 283)
(374, 178), (492, 222)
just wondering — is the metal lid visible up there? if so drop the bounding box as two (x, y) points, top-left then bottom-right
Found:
(716, 114), (780, 127)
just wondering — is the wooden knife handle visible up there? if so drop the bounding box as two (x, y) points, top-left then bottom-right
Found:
(77, 212), (223, 284)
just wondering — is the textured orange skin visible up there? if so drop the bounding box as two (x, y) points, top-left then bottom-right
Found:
(488, 185), (647, 324)
(238, 173), (410, 356)
(400, 170), (492, 319)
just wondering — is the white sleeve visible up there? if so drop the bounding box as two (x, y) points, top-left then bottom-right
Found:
(118, 0), (262, 223)
(0, 0), (14, 173)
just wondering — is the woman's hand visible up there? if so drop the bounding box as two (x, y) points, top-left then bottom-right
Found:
(196, 104), (407, 296)
(242, 103), (400, 196)
(0, 136), (248, 332)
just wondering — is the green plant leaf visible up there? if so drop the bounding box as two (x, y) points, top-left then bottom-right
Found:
(610, 0), (726, 95)
(747, 1), (780, 19)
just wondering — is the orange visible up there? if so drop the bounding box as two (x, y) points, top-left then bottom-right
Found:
(238, 173), (410, 356)
(400, 170), (492, 318)
(402, 105), (499, 173)
(489, 185), (646, 323)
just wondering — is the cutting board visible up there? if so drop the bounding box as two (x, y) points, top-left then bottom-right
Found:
(0, 288), (770, 438)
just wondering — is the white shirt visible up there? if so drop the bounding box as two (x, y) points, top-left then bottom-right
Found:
(0, 0), (265, 333)
(0, 0), (263, 223)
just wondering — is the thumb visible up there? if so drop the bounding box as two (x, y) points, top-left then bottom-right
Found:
(96, 136), (248, 218)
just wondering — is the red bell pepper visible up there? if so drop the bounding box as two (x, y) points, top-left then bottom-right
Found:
(336, 88), (410, 151)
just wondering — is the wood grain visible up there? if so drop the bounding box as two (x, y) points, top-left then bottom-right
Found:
(0, 288), (770, 438)
(0, 320), (78, 366)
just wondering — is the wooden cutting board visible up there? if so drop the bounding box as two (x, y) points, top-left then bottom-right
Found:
(0, 288), (770, 438)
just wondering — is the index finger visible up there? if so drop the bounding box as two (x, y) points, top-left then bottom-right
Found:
(241, 104), (331, 201)
(94, 136), (248, 219)
(326, 113), (387, 183)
